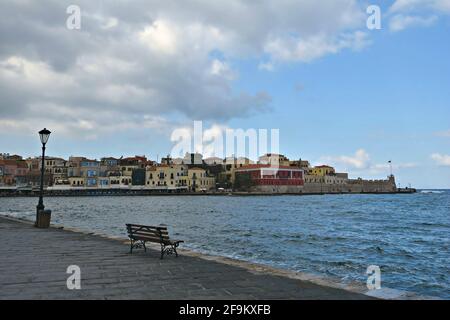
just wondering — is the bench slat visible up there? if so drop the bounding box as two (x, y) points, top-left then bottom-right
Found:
(126, 224), (167, 230)
(131, 233), (169, 241)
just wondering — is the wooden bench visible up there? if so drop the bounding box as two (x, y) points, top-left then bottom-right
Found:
(125, 223), (184, 259)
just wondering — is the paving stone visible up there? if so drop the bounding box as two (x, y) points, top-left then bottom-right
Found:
(0, 217), (374, 300)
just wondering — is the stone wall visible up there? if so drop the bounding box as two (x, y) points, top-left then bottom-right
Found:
(302, 175), (397, 194)
(249, 185), (304, 194)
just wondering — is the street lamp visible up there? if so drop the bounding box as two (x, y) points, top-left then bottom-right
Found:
(36, 128), (51, 227)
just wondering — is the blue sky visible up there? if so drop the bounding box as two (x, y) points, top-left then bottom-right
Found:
(0, 0), (449, 188)
(230, 19), (450, 188)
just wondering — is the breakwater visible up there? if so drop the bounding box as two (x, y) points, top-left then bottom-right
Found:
(0, 188), (415, 197)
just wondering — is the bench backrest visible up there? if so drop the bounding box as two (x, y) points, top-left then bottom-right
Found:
(126, 223), (170, 243)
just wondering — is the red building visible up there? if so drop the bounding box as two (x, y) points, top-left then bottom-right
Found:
(234, 165), (304, 192)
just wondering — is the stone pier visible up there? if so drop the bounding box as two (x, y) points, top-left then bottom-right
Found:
(0, 216), (374, 300)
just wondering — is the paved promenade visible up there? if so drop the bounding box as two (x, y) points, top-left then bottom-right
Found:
(0, 216), (373, 300)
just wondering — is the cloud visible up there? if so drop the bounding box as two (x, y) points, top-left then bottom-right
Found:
(320, 149), (371, 170)
(388, 0), (450, 31)
(431, 153), (450, 166)
(318, 149), (418, 175)
(0, 0), (369, 140)
(264, 31), (370, 63)
(389, 14), (438, 31)
(390, 0), (450, 14)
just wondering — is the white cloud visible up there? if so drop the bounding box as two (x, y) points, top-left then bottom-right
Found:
(318, 149), (418, 176)
(0, 0), (370, 141)
(390, 0), (450, 14)
(264, 31), (370, 63)
(139, 20), (179, 55)
(431, 153), (450, 166)
(258, 62), (275, 72)
(320, 149), (371, 170)
(389, 14), (438, 31)
(388, 0), (450, 31)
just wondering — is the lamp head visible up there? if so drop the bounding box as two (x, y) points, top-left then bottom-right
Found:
(39, 128), (51, 145)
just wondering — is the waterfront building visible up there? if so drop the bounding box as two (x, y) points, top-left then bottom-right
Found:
(146, 164), (189, 189)
(67, 157), (100, 187)
(187, 167), (215, 192)
(258, 153), (290, 166)
(172, 158), (184, 165)
(0, 154), (23, 161)
(107, 176), (132, 187)
(131, 168), (146, 186)
(69, 177), (85, 187)
(22, 157), (53, 187)
(204, 157), (223, 165)
(222, 157), (255, 185)
(120, 156), (147, 176)
(234, 164), (304, 193)
(183, 152), (203, 165)
(310, 165), (336, 176)
(43, 157), (69, 185)
(100, 157), (119, 167)
(119, 176), (132, 187)
(121, 165), (138, 177)
(160, 155), (174, 165)
(100, 157), (121, 177)
(67, 157), (85, 177)
(0, 159), (28, 186)
(81, 159), (100, 187)
(0, 152), (399, 194)
(289, 159), (311, 169)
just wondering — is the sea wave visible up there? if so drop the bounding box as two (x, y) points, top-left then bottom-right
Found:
(420, 190), (444, 194)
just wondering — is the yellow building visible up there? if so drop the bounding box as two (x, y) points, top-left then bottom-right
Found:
(310, 165), (335, 176)
(146, 164), (189, 189)
(145, 165), (215, 191)
(121, 165), (138, 177)
(223, 157), (254, 184)
(68, 177), (85, 187)
(187, 167), (215, 192)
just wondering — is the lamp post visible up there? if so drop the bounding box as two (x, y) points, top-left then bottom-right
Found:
(36, 128), (51, 226)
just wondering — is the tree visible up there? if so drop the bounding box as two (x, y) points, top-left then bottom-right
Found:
(234, 173), (254, 191)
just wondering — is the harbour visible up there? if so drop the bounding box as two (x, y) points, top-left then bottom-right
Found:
(1, 191), (448, 299)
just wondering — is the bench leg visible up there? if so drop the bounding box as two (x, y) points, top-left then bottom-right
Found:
(160, 244), (165, 260)
(142, 241), (147, 252)
(173, 244), (178, 257)
(129, 239), (134, 254)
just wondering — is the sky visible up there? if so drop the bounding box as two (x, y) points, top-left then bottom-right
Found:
(0, 0), (449, 188)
